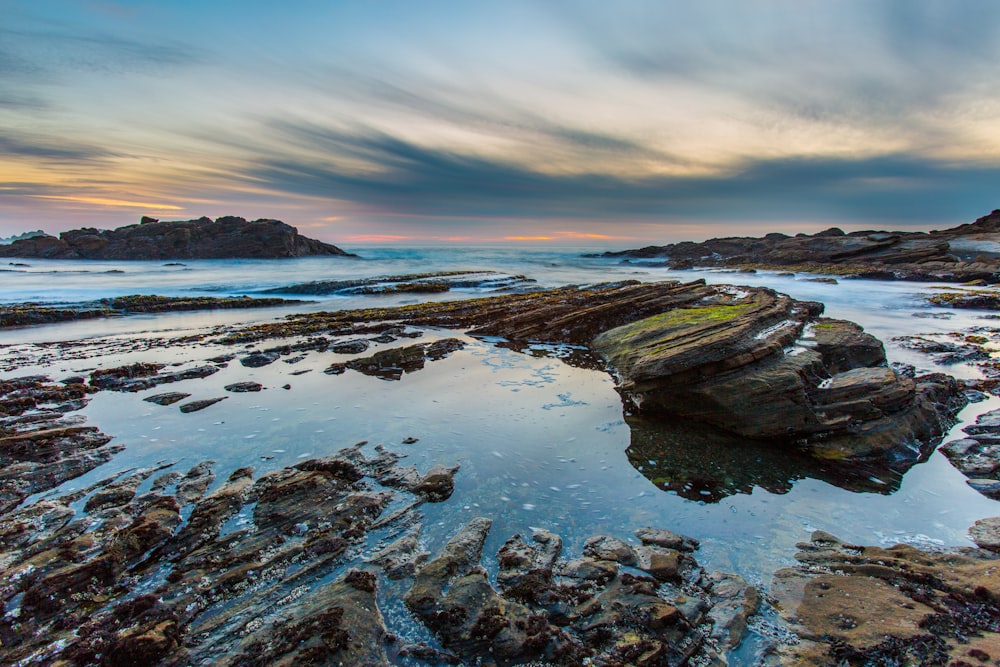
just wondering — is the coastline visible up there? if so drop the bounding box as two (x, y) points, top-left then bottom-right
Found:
(3, 257), (1000, 664)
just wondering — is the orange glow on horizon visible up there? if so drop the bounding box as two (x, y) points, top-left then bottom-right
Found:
(30, 195), (183, 211)
(344, 233), (414, 242)
(504, 235), (556, 241)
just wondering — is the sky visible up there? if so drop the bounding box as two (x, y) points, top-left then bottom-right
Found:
(2, 0), (1000, 246)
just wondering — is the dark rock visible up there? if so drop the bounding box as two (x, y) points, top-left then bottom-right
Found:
(331, 339), (369, 354)
(239, 352), (279, 368)
(405, 519), (752, 665)
(0, 216), (355, 260)
(178, 397), (227, 413)
(224, 381), (263, 393)
(143, 392), (190, 405)
(593, 209), (1000, 283)
(344, 339), (466, 380)
(92, 364), (219, 392)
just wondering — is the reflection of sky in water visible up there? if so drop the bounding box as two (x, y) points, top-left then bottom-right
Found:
(14, 327), (1000, 586)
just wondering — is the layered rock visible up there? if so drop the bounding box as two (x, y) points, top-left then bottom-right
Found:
(0, 215), (355, 260)
(771, 529), (1000, 665)
(222, 279), (965, 462)
(594, 208), (1000, 282)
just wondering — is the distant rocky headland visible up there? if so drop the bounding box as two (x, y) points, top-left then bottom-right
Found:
(594, 209), (1000, 282)
(0, 216), (355, 260)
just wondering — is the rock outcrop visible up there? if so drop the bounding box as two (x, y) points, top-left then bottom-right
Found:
(0, 215), (355, 260)
(222, 279), (965, 463)
(594, 208), (1000, 282)
(771, 529), (1000, 665)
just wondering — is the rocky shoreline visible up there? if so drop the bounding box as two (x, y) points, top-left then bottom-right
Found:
(1, 294), (304, 329)
(1, 279), (997, 665)
(593, 209), (1000, 283)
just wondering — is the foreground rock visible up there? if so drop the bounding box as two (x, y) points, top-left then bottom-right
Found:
(0, 376), (120, 513)
(0, 442), (451, 666)
(0, 215), (355, 259)
(403, 519), (757, 665)
(772, 529), (1000, 665)
(594, 208), (1000, 282)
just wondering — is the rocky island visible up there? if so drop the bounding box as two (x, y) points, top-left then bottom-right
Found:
(0, 215), (355, 260)
(595, 209), (1000, 283)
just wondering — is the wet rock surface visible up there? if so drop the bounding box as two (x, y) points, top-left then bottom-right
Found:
(0, 376), (119, 513)
(941, 407), (1000, 498)
(403, 519), (758, 665)
(261, 270), (537, 296)
(594, 208), (1000, 283)
(0, 215), (355, 260)
(1, 294), (303, 329)
(771, 529), (1000, 666)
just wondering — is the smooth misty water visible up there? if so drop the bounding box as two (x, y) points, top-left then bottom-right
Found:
(3, 247), (1000, 661)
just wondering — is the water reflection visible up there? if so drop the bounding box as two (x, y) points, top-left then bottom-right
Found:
(624, 414), (921, 502)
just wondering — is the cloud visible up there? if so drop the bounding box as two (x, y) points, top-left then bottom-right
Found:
(232, 119), (1000, 226)
(0, 132), (114, 162)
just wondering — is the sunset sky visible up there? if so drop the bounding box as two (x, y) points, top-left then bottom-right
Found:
(2, 1), (1000, 245)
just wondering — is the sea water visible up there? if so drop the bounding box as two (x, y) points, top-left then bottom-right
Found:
(2, 247), (999, 654)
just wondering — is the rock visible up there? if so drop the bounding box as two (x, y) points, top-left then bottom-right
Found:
(224, 381), (263, 392)
(92, 363), (219, 392)
(369, 528), (427, 580)
(939, 408), (1000, 497)
(591, 209), (1000, 283)
(635, 526), (700, 552)
(633, 544), (682, 581)
(771, 529), (1000, 665)
(582, 535), (636, 565)
(344, 339), (466, 380)
(405, 520), (751, 665)
(0, 216), (355, 260)
(239, 352), (279, 368)
(178, 397), (227, 413)
(143, 391), (191, 405)
(969, 516), (1000, 551)
(409, 464), (459, 501)
(331, 339), (369, 354)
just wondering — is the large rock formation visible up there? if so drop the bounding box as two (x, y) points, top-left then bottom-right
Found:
(235, 279), (962, 462)
(0, 215), (355, 259)
(594, 209), (1000, 282)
